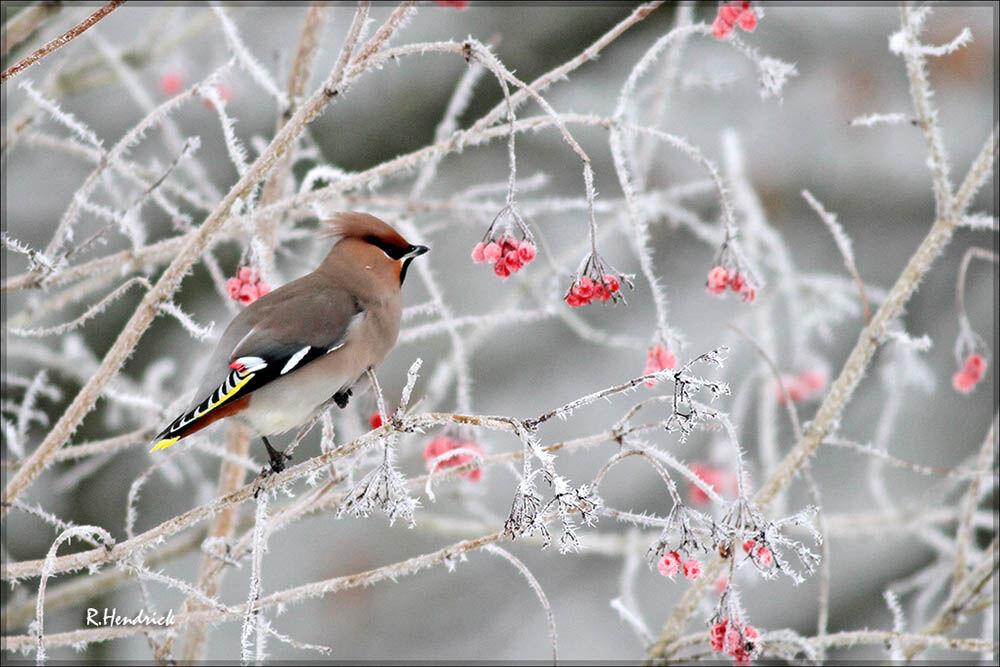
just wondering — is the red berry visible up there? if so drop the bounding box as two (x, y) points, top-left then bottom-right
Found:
(682, 558), (702, 580)
(754, 545), (772, 568)
(719, 4), (741, 24)
(483, 242), (502, 263)
(238, 283), (256, 303)
(707, 266), (729, 294)
(471, 242), (487, 263)
(573, 276), (595, 300)
(518, 242), (536, 263)
(238, 266), (257, 283)
(159, 71), (184, 96)
(738, 9), (758, 31)
(726, 626), (743, 655)
(799, 370), (827, 391)
(710, 620), (728, 652)
(370, 413), (383, 429)
(494, 261), (511, 279)
(504, 249), (524, 272)
(953, 370), (978, 393)
(743, 539), (755, 553)
(712, 16), (733, 39)
(657, 551), (681, 577)
(964, 353), (985, 377)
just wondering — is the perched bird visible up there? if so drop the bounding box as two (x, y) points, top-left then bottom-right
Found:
(150, 212), (428, 472)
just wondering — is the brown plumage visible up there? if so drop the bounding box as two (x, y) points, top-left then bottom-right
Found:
(150, 212), (428, 470)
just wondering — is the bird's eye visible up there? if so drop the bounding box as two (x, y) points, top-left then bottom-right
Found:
(363, 235), (408, 260)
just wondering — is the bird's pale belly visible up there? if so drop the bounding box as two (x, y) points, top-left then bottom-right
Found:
(240, 362), (352, 435)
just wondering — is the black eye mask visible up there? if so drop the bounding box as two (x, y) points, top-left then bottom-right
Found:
(363, 236), (428, 284)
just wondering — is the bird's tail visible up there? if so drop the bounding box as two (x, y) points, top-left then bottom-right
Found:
(150, 407), (198, 451)
(149, 363), (261, 452)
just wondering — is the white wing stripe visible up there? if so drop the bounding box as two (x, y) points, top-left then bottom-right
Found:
(280, 346), (312, 375)
(230, 327), (256, 358)
(234, 356), (268, 373)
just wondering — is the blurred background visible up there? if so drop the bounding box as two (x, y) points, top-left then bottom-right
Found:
(2, 3), (996, 662)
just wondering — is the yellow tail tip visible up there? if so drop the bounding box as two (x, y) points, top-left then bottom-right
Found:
(150, 437), (179, 452)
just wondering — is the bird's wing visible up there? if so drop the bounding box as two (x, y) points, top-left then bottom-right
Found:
(151, 274), (364, 450)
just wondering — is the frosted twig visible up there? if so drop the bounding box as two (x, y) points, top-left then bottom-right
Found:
(904, 537), (999, 659)
(954, 246), (998, 363)
(609, 23), (706, 341)
(240, 493), (270, 665)
(897, 4), (954, 218)
(6, 277), (151, 338)
(1, 1), (125, 84)
(483, 544), (558, 664)
(849, 112), (913, 127)
(202, 81), (250, 176)
(257, 3), (333, 277)
(17, 78), (103, 150)
(212, 5), (289, 108)
(0, 1), (415, 518)
(410, 52), (487, 198)
(952, 416), (997, 594)
(471, 2), (663, 130)
(825, 437), (983, 479)
(885, 589), (907, 660)
(890, 24), (973, 58)
(802, 189), (870, 323)
(647, 116), (997, 667)
(156, 301), (215, 341)
(34, 525), (115, 664)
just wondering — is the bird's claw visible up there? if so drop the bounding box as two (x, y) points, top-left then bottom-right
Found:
(333, 388), (352, 409)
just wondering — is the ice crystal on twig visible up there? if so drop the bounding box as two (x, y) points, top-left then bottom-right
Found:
(338, 459), (419, 527)
(662, 347), (731, 442)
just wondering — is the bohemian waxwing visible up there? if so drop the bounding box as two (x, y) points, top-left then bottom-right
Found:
(150, 212), (428, 472)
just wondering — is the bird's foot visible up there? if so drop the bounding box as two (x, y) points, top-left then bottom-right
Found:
(262, 436), (292, 474)
(333, 388), (352, 409)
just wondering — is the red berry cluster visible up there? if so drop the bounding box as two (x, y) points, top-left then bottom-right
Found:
(710, 618), (759, 665)
(471, 236), (537, 279)
(953, 353), (986, 393)
(423, 436), (484, 482)
(688, 463), (738, 505)
(775, 370), (828, 404)
(712, 1), (758, 40)
(657, 551), (702, 581)
(226, 267), (271, 304)
(706, 265), (756, 303)
(644, 342), (677, 386)
(565, 274), (620, 308)
(742, 539), (773, 568)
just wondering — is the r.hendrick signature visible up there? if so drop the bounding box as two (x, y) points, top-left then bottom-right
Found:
(86, 607), (175, 627)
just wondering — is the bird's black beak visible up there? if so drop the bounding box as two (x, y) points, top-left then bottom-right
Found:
(399, 245), (428, 286)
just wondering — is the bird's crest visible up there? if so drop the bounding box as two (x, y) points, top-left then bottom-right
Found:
(322, 212), (410, 250)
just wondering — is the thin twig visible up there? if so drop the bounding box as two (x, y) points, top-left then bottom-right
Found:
(1, 1), (126, 84)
